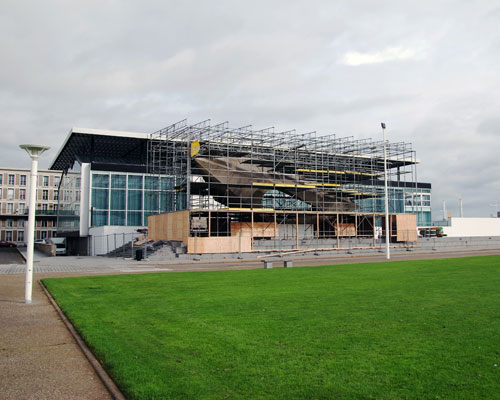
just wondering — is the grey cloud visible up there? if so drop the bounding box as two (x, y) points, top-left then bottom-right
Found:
(1, 0), (500, 217)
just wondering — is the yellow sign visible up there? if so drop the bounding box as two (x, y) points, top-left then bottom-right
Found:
(190, 140), (200, 157)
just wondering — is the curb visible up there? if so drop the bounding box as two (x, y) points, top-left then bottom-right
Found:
(17, 247), (27, 262)
(39, 280), (127, 400)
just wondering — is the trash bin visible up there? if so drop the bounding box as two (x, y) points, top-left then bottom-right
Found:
(135, 249), (143, 261)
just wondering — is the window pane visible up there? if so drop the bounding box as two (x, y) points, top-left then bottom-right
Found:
(91, 189), (109, 209)
(128, 175), (142, 189)
(92, 211), (108, 226)
(110, 211), (126, 225)
(143, 212), (156, 226)
(127, 211), (142, 226)
(111, 174), (126, 189)
(160, 177), (175, 190)
(127, 190), (142, 210)
(110, 190), (126, 210)
(92, 174), (109, 188)
(144, 191), (158, 211)
(145, 176), (159, 190)
(176, 192), (187, 210)
(160, 192), (175, 212)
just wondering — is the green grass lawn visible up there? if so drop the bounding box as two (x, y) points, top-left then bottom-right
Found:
(42, 256), (500, 399)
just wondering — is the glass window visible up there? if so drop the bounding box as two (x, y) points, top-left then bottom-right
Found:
(110, 190), (126, 210)
(0, 174), (2, 184)
(7, 188), (14, 200)
(92, 211), (108, 226)
(41, 220), (48, 227)
(127, 211), (142, 226)
(19, 219), (25, 227)
(18, 231), (24, 242)
(92, 174), (109, 188)
(111, 174), (126, 189)
(41, 231), (47, 239)
(160, 192), (175, 212)
(20, 189), (26, 200)
(42, 190), (49, 200)
(18, 204), (25, 213)
(127, 190), (142, 210)
(160, 177), (175, 190)
(20, 175), (26, 185)
(176, 193), (187, 210)
(110, 211), (126, 225)
(54, 176), (60, 187)
(5, 231), (12, 241)
(42, 204), (48, 211)
(7, 203), (14, 213)
(43, 176), (49, 186)
(8, 174), (15, 185)
(128, 175), (143, 189)
(54, 190), (59, 201)
(6, 219), (13, 227)
(91, 189), (109, 209)
(143, 212), (156, 226)
(145, 176), (159, 190)
(144, 191), (158, 211)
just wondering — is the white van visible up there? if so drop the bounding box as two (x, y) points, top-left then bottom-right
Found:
(48, 237), (67, 255)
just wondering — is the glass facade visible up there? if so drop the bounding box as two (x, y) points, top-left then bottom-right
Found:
(357, 187), (432, 227)
(90, 172), (181, 227)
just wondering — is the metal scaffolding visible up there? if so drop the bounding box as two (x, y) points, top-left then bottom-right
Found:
(147, 119), (421, 251)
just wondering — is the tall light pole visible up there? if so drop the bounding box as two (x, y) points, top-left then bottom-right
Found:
(19, 144), (50, 304)
(381, 123), (390, 260)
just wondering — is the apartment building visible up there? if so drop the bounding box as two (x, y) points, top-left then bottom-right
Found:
(0, 167), (65, 244)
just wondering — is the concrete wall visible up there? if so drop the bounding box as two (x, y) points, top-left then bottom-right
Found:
(34, 242), (56, 256)
(442, 218), (500, 237)
(89, 225), (144, 256)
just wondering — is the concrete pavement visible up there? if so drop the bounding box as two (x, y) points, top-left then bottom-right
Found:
(1, 247), (500, 399)
(0, 273), (111, 400)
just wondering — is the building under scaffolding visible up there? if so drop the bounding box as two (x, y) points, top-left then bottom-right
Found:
(147, 120), (429, 254)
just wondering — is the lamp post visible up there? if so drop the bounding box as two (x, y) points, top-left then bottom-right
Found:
(381, 123), (390, 260)
(19, 144), (50, 304)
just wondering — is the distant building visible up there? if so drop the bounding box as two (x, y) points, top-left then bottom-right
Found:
(0, 167), (78, 244)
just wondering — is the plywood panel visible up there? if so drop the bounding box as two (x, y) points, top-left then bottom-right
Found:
(230, 222), (277, 237)
(187, 236), (252, 254)
(396, 213), (417, 242)
(148, 210), (190, 243)
(338, 223), (356, 236)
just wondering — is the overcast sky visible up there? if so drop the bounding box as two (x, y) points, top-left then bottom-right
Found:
(1, 0), (499, 218)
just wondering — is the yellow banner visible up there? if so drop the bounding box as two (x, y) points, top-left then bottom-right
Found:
(190, 140), (200, 157)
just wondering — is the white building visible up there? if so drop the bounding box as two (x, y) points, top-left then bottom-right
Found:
(442, 217), (500, 237)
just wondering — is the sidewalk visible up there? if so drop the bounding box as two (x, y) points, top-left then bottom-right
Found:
(0, 273), (111, 400)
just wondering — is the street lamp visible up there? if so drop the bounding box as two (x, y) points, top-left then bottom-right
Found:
(19, 144), (50, 304)
(381, 123), (390, 260)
